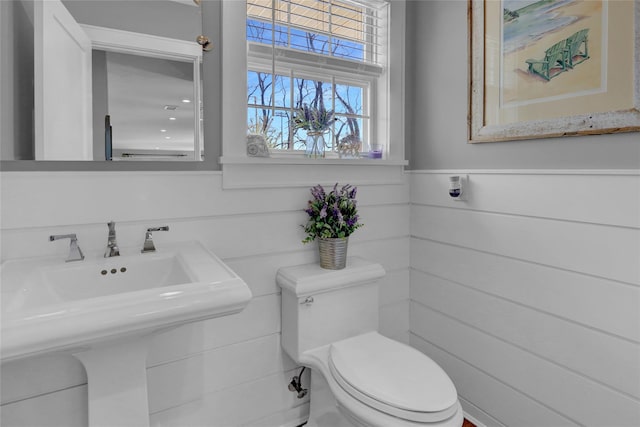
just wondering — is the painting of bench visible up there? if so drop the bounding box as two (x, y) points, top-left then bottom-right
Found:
(564, 28), (589, 68)
(525, 39), (568, 81)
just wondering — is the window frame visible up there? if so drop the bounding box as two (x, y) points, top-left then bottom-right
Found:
(247, 51), (375, 153)
(219, 0), (407, 186)
(245, 0), (386, 156)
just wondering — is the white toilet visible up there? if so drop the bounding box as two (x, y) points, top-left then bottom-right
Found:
(277, 257), (464, 427)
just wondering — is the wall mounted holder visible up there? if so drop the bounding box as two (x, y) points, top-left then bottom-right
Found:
(449, 175), (467, 201)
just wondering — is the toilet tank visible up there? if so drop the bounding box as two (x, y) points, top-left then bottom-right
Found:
(276, 257), (386, 363)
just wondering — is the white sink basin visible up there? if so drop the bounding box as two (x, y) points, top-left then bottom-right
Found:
(1, 241), (252, 361)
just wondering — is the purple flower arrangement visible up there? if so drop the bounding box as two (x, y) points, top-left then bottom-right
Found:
(302, 183), (363, 243)
(292, 104), (337, 133)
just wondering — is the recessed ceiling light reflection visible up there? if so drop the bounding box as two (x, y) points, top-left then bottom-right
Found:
(169, 117), (177, 121)
(165, 136), (171, 139)
(182, 99), (191, 103)
(160, 129), (167, 133)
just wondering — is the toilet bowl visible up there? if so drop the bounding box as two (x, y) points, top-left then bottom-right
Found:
(277, 258), (463, 427)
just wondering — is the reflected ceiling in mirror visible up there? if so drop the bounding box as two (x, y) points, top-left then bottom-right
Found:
(100, 51), (198, 161)
(0, 0), (203, 162)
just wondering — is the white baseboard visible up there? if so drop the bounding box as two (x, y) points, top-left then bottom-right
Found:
(460, 395), (501, 427)
(242, 402), (309, 427)
(281, 418), (308, 427)
(463, 412), (488, 427)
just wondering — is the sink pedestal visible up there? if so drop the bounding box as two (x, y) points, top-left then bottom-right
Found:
(73, 336), (152, 427)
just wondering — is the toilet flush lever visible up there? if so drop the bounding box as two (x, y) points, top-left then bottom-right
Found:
(300, 296), (314, 306)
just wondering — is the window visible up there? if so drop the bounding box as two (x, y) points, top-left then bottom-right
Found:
(246, 0), (389, 156)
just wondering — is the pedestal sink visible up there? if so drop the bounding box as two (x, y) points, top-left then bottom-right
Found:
(1, 241), (252, 426)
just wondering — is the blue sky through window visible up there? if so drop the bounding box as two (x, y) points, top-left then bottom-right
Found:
(246, 18), (366, 62)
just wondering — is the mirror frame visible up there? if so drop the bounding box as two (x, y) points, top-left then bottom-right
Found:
(1, 0), (221, 171)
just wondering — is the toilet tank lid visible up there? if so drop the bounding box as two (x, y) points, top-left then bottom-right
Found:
(276, 257), (385, 297)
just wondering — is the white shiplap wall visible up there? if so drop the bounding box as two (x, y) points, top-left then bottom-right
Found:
(410, 170), (640, 427)
(0, 169), (410, 427)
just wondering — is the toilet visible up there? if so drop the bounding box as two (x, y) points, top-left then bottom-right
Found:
(277, 257), (464, 427)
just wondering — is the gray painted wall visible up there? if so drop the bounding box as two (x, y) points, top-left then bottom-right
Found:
(62, 0), (201, 42)
(405, 0), (640, 170)
(0, 0), (35, 160)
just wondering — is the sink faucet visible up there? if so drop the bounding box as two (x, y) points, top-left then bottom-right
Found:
(104, 221), (120, 258)
(50, 233), (85, 262)
(141, 226), (169, 253)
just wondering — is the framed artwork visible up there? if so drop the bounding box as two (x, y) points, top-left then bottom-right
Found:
(468, 0), (640, 143)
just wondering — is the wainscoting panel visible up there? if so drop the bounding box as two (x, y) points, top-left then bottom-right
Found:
(148, 333), (296, 413)
(410, 239), (640, 342)
(411, 334), (575, 427)
(0, 385), (88, 427)
(380, 300), (410, 342)
(411, 204), (639, 285)
(411, 269), (640, 398)
(0, 170), (410, 427)
(243, 402), (310, 427)
(0, 172), (409, 230)
(0, 202), (409, 261)
(0, 353), (86, 405)
(147, 294), (282, 368)
(411, 302), (639, 426)
(149, 368), (308, 426)
(410, 171), (640, 427)
(410, 171), (640, 228)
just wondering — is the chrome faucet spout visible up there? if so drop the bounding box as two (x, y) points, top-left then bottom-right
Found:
(141, 226), (169, 253)
(50, 233), (85, 262)
(104, 221), (120, 258)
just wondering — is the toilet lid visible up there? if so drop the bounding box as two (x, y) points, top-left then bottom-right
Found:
(329, 332), (459, 422)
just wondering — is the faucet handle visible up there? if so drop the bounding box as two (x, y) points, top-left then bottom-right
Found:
(50, 233), (85, 262)
(141, 226), (169, 253)
(104, 221), (120, 258)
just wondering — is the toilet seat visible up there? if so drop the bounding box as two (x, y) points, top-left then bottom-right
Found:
(328, 332), (459, 423)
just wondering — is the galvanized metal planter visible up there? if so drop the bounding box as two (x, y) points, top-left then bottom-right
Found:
(318, 237), (348, 270)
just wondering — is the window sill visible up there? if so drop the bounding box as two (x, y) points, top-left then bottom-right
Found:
(219, 155), (408, 166)
(218, 156), (408, 189)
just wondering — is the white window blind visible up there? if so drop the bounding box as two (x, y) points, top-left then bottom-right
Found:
(247, 0), (387, 67)
(246, 0), (389, 154)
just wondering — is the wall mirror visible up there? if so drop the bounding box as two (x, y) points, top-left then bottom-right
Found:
(1, 0), (206, 163)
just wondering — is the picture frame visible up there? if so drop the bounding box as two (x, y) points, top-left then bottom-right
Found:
(468, 0), (640, 143)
